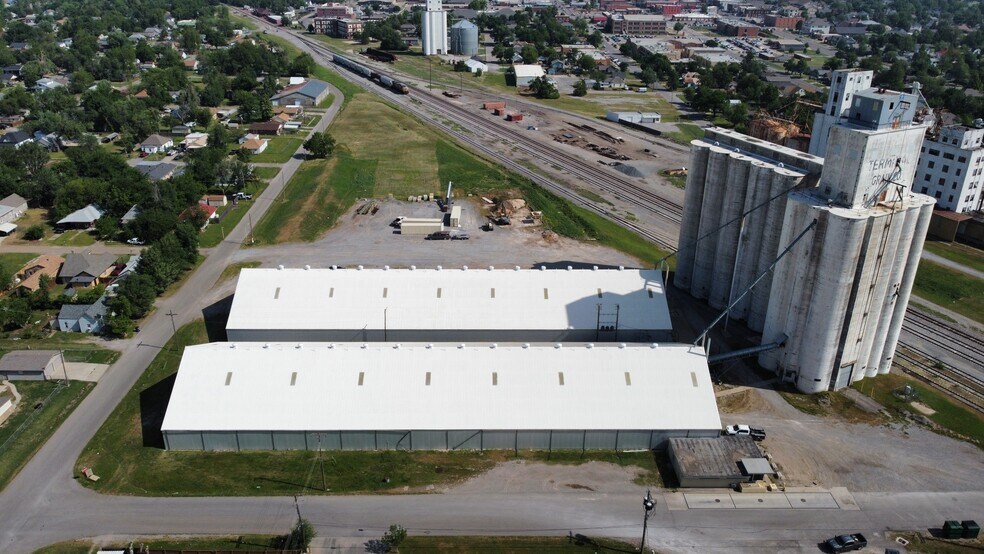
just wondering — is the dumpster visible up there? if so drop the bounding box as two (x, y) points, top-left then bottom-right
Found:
(962, 520), (980, 539)
(943, 520), (963, 539)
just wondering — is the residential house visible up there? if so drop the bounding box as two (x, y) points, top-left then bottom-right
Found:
(135, 162), (182, 182)
(199, 195), (228, 208)
(0, 115), (25, 129)
(15, 255), (64, 292)
(181, 132), (209, 150)
(179, 204), (218, 230)
(120, 205), (140, 226)
(56, 204), (105, 230)
(0, 194), (28, 225)
(270, 79), (330, 107)
(57, 295), (110, 333)
(0, 130), (33, 149)
(33, 76), (68, 92)
(241, 136), (269, 155)
(57, 252), (117, 287)
(0, 351), (61, 381)
(140, 134), (173, 154)
(183, 57), (199, 71)
(248, 121), (284, 135)
(171, 124), (192, 135)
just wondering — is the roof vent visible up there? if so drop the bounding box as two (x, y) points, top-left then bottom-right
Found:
(437, 265), (442, 271)
(394, 343), (401, 349)
(296, 344), (302, 349)
(230, 343), (236, 348)
(357, 265), (364, 270)
(458, 343), (465, 349)
(522, 343), (530, 349)
(277, 265), (284, 270)
(618, 266), (624, 271)
(263, 344), (269, 349)
(651, 343), (658, 348)
(619, 343), (626, 348)
(592, 265), (598, 271)
(384, 265), (390, 270)
(566, 265), (572, 271)
(514, 266), (520, 271)
(540, 265), (546, 271)
(778, 163), (784, 168)
(586, 343), (594, 349)
(410, 265), (416, 270)
(488, 265), (494, 271)
(426, 343), (433, 349)
(331, 265), (337, 270)
(362, 343), (368, 349)
(462, 265), (468, 271)
(328, 343), (335, 348)
(490, 343), (497, 349)
(304, 265), (311, 270)
(555, 343), (562, 349)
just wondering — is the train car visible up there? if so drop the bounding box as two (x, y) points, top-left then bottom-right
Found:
(332, 53), (371, 78)
(391, 81), (410, 94)
(378, 74), (394, 88)
(365, 48), (397, 63)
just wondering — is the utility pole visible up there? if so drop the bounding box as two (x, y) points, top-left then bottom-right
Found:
(165, 310), (178, 334)
(292, 494), (304, 548)
(429, 57), (433, 90)
(318, 433), (327, 491)
(59, 350), (68, 384)
(640, 489), (655, 553)
(248, 213), (255, 245)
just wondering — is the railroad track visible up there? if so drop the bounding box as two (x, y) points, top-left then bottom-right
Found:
(290, 34), (684, 249)
(895, 348), (984, 414)
(900, 308), (984, 370)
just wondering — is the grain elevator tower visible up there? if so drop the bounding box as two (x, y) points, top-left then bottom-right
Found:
(676, 81), (936, 393)
(421, 0), (449, 56)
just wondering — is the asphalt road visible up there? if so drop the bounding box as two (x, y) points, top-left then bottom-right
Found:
(0, 83), (342, 553)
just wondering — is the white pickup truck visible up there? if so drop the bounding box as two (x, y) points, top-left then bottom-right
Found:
(723, 424), (766, 441)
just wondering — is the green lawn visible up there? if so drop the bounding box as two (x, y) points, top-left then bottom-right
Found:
(0, 338), (119, 365)
(198, 182), (269, 248)
(923, 240), (984, 273)
(399, 536), (639, 553)
(0, 252), (39, 272)
(0, 380), (94, 492)
(252, 166), (281, 181)
(664, 123), (705, 145)
(852, 372), (984, 448)
(777, 387), (883, 425)
(889, 532), (984, 553)
(912, 260), (984, 325)
(249, 137), (304, 163)
(47, 230), (96, 247)
(219, 261), (262, 282)
(35, 535), (281, 554)
(659, 169), (687, 189)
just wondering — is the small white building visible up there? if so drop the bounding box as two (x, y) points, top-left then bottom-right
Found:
(513, 64), (546, 87)
(606, 111), (662, 124)
(464, 59), (488, 74)
(0, 193), (28, 225)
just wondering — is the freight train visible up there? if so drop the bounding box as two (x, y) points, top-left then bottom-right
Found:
(332, 53), (410, 94)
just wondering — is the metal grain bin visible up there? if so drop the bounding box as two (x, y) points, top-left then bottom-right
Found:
(450, 20), (479, 56)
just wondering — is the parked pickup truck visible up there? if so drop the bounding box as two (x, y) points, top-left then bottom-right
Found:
(824, 533), (867, 553)
(723, 424), (766, 441)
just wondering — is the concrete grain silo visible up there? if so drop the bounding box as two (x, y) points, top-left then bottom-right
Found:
(450, 20), (479, 56)
(676, 77), (936, 393)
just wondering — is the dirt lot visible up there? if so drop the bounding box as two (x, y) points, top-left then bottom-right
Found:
(234, 197), (643, 270)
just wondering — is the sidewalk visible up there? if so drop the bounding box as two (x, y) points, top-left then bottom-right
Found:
(921, 250), (984, 280)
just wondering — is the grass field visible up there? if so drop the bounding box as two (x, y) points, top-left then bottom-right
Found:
(0, 252), (39, 272)
(0, 380), (94, 492)
(259, 33), (362, 103)
(0, 339), (120, 365)
(922, 240), (984, 273)
(852, 372), (984, 448)
(777, 387), (882, 425)
(398, 536), (639, 553)
(35, 535), (281, 554)
(911, 260), (984, 324)
(664, 123), (705, 145)
(659, 169), (687, 189)
(249, 137), (304, 164)
(252, 166), (281, 180)
(889, 532), (984, 553)
(77, 322), (662, 495)
(48, 230), (96, 247)
(220, 261), (262, 282)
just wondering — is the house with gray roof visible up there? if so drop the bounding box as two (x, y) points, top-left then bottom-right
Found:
(56, 204), (104, 230)
(271, 79), (330, 107)
(57, 295), (110, 334)
(0, 350), (61, 381)
(0, 130), (33, 149)
(0, 194), (27, 225)
(135, 162), (182, 182)
(57, 252), (117, 287)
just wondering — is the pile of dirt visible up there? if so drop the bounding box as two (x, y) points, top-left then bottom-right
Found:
(611, 163), (647, 178)
(498, 198), (527, 214)
(542, 230), (559, 243)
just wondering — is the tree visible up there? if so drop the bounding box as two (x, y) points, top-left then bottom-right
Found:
(111, 274), (158, 318)
(468, 0), (487, 9)
(106, 314), (136, 337)
(0, 259), (13, 291)
(572, 79), (588, 97)
(290, 53), (316, 77)
(528, 76), (560, 99)
(0, 297), (31, 330)
(640, 68), (657, 86)
(520, 44), (539, 64)
(23, 225), (44, 241)
(283, 519), (316, 551)
(382, 525), (407, 550)
(726, 102), (748, 131)
(94, 217), (120, 241)
(304, 132), (337, 159)
(674, 22), (685, 32)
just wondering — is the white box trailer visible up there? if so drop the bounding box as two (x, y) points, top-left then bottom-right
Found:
(449, 205), (462, 227)
(400, 218), (443, 235)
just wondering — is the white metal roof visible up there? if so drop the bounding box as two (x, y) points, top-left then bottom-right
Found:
(512, 64), (545, 78)
(225, 267), (672, 333)
(161, 342), (721, 432)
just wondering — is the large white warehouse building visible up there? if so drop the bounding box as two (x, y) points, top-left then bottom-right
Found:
(226, 267), (674, 343)
(161, 342), (722, 451)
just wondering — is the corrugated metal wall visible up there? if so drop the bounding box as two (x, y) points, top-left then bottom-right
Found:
(164, 429), (720, 452)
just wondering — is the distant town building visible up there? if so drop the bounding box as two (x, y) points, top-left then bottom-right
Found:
(608, 14), (668, 35)
(716, 18), (759, 37)
(914, 125), (984, 212)
(313, 17), (363, 39)
(764, 15), (803, 29)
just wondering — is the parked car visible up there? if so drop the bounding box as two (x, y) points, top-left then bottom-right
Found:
(426, 231), (453, 240)
(823, 533), (867, 553)
(451, 233), (470, 240)
(723, 424), (766, 440)
(126, 237), (145, 245)
(390, 216), (406, 228)
(234, 192), (253, 200)
(493, 216), (511, 225)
